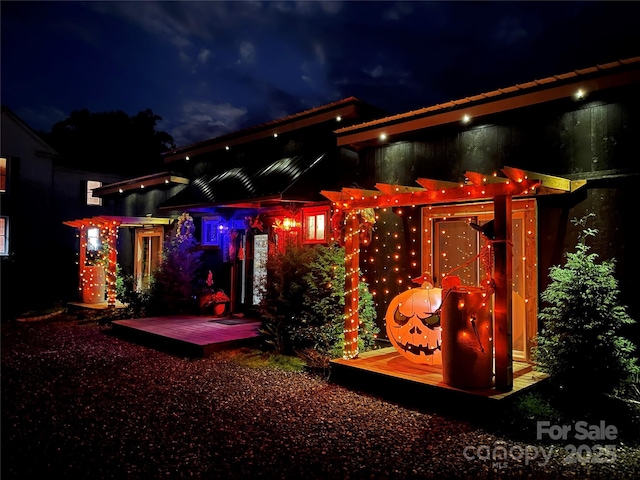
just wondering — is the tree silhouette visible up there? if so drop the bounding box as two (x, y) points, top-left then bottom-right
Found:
(44, 108), (175, 176)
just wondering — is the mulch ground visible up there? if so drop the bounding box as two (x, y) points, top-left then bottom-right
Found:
(2, 313), (640, 479)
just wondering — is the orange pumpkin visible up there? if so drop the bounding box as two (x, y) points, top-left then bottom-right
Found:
(385, 283), (443, 364)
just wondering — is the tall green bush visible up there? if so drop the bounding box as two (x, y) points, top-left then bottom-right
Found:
(296, 244), (378, 359)
(258, 243), (379, 359)
(533, 214), (638, 396)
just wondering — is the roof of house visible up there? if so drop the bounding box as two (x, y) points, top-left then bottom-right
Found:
(162, 96), (387, 163)
(335, 56), (640, 148)
(159, 151), (332, 211)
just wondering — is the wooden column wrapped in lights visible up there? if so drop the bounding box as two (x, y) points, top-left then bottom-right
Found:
(104, 221), (119, 307)
(343, 210), (361, 359)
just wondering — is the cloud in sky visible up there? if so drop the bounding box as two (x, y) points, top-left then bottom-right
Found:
(2, 1), (640, 146)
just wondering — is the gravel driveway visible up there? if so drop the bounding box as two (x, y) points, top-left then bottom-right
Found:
(2, 317), (639, 479)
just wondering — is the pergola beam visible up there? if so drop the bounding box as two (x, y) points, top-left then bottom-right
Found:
(321, 178), (540, 209)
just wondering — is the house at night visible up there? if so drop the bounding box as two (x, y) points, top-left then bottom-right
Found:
(58, 56), (640, 393)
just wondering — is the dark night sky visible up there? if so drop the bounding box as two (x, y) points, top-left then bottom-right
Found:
(2, 1), (640, 148)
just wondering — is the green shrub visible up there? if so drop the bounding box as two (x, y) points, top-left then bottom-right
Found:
(533, 214), (639, 397)
(258, 243), (379, 359)
(147, 213), (203, 315)
(115, 266), (150, 318)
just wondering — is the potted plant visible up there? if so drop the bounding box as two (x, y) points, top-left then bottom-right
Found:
(198, 270), (230, 315)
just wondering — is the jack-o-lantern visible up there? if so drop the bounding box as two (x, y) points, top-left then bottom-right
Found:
(385, 283), (443, 364)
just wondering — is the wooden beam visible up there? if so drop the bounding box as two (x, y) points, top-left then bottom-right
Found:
(502, 166), (572, 192)
(415, 178), (461, 190)
(375, 183), (426, 195)
(320, 190), (348, 204)
(464, 171), (509, 185)
(337, 179), (540, 209)
(342, 187), (383, 200)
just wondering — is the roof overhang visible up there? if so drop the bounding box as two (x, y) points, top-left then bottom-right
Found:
(321, 167), (586, 209)
(162, 97), (382, 163)
(64, 216), (173, 229)
(92, 172), (189, 196)
(336, 57), (640, 149)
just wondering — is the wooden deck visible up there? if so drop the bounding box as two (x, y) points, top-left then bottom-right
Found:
(111, 315), (262, 357)
(330, 347), (548, 406)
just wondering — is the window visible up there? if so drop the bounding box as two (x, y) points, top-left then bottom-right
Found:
(201, 216), (223, 246)
(0, 217), (8, 255)
(87, 227), (100, 251)
(87, 180), (102, 206)
(0, 157), (6, 192)
(303, 206), (329, 243)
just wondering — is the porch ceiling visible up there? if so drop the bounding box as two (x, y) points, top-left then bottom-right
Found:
(321, 167), (586, 208)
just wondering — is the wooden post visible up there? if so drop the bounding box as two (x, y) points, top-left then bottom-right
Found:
(78, 225), (87, 301)
(106, 224), (118, 308)
(343, 211), (360, 359)
(493, 195), (513, 390)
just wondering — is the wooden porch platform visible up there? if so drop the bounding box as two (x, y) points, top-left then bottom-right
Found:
(111, 315), (262, 357)
(330, 347), (548, 406)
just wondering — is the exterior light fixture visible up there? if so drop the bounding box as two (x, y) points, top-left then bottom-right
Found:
(273, 133), (278, 138)
(185, 156), (190, 161)
(462, 114), (471, 124)
(379, 133), (387, 141)
(140, 184), (145, 189)
(165, 179), (169, 184)
(225, 146), (230, 150)
(336, 116), (342, 122)
(118, 188), (123, 194)
(575, 89), (585, 99)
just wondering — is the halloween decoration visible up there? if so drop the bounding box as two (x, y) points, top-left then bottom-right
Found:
(470, 220), (495, 240)
(441, 285), (493, 389)
(385, 280), (443, 365)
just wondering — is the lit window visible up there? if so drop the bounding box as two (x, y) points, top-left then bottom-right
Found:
(0, 157), (6, 192)
(303, 206), (329, 243)
(202, 216), (222, 246)
(87, 228), (100, 251)
(0, 217), (8, 255)
(87, 180), (102, 206)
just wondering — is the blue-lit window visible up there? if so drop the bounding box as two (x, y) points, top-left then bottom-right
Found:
(202, 217), (223, 246)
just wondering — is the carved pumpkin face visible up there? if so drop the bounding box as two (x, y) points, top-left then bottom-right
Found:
(385, 285), (443, 364)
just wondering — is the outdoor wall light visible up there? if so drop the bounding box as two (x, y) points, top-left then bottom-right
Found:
(462, 114), (471, 124)
(379, 133), (387, 141)
(575, 89), (585, 99)
(185, 156), (190, 161)
(225, 146), (230, 150)
(273, 133), (278, 138)
(336, 116), (342, 122)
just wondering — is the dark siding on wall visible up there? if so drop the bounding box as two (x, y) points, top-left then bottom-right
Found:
(356, 89), (640, 343)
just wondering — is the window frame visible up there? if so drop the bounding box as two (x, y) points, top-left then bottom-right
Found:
(302, 206), (329, 244)
(0, 216), (8, 256)
(201, 216), (223, 246)
(87, 180), (103, 206)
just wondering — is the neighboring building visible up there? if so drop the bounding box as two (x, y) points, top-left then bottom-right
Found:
(0, 106), (127, 318)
